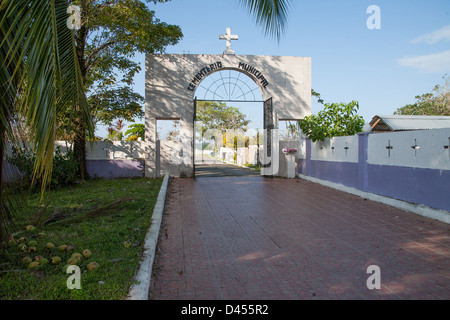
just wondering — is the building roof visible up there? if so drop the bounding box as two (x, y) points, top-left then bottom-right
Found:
(370, 115), (450, 132)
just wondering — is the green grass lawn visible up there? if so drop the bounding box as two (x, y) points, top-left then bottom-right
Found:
(0, 177), (164, 300)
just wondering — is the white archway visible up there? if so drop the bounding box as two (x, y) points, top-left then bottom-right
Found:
(193, 69), (265, 170)
(145, 54), (311, 178)
(195, 69), (264, 102)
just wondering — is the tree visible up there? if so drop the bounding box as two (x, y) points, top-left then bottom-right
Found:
(70, 0), (183, 179)
(125, 123), (145, 141)
(280, 121), (299, 141)
(394, 75), (450, 116)
(0, 0), (93, 240)
(299, 101), (365, 142)
(311, 89), (324, 105)
(197, 101), (251, 136)
(166, 120), (180, 142)
(106, 119), (125, 141)
(90, 86), (145, 128)
(196, 101), (251, 159)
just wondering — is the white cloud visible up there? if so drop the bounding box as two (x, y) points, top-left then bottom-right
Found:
(411, 25), (450, 44)
(398, 50), (450, 73)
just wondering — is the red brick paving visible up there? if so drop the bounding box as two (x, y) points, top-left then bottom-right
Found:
(149, 177), (450, 300)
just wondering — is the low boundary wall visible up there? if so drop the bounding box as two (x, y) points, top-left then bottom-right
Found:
(298, 128), (450, 214)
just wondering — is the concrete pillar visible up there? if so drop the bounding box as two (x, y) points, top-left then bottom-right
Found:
(145, 117), (157, 178)
(358, 132), (369, 192)
(306, 139), (312, 177)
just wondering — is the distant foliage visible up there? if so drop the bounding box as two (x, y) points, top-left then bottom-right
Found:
(394, 75), (450, 116)
(197, 101), (251, 137)
(299, 101), (365, 142)
(125, 124), (145, 141)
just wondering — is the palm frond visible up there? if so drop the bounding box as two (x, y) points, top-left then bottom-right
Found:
(0, 0), (93, 194)
(238, 0), (293, 40)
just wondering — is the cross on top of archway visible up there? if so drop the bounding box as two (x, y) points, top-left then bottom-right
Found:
(219, 27), (238, 55)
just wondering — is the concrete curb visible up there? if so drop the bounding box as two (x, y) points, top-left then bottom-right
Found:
(298, 174), (450, 225)
(127, 175), (170, 300)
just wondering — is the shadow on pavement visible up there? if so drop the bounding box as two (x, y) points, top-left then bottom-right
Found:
(195, 162), (261, 178)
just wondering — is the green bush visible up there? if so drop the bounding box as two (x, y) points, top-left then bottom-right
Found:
(9, 145), (79, 190)
(299, 100), (365, 142)
(50, 147), (79, 186)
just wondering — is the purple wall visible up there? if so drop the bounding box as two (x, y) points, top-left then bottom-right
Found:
(298, 159), (307, 175)
(2, 161), (22, 183)
(309, 160), (359, 189)
(86, 159), (145, 179)
(298, 133), (450, 212)
(367, 164), (450, 212)
(2, 159), (145, 183)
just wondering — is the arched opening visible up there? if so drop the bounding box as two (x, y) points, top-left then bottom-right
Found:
(193, 69), (266, 177)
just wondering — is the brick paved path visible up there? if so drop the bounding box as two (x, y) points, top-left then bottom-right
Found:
(149, 177), (450, 300)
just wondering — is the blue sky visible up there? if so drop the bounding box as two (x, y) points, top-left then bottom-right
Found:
(97, 0), (450, 137)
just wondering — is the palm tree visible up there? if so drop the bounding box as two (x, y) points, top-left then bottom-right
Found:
(0, 0), (94, 240)
(238, 0), (292, 40)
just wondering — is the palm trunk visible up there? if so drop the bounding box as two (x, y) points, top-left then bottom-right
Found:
(73, 124), (87, 181)
(74, 11), (89, 181)
(0, 124), (5, 241)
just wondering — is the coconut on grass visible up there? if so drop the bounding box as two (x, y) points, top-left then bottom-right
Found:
(28, 240), (37, 247)
(39, 258), (49, 266)
(25, 225), (36, 232)
(82, 249), (92, 259)
(67, 257), (80, 266)
(46, 242), (55, 250)
(87, 262), (100, 272)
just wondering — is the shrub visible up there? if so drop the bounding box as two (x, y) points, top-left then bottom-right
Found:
(299, 101), (365, 142)
(9, 145), (80, 190)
